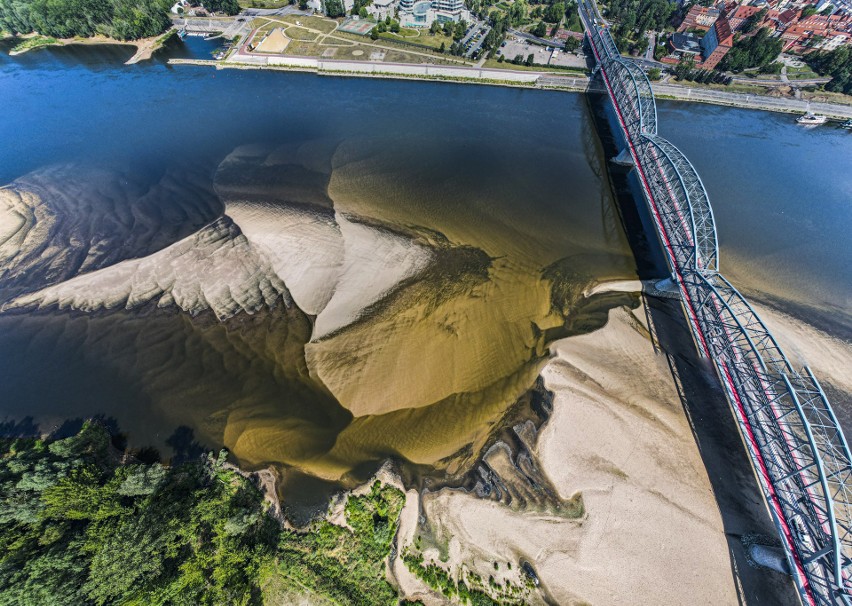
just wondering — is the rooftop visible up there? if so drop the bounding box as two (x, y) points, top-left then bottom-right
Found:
(670, 32), (704, 53)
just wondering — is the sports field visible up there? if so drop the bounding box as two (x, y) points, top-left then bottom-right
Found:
(338, 17), (375, 35)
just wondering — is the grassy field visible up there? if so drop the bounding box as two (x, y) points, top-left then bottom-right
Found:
(272, 34), (449, 65)
(786, 64), (820, 80)
(334, 30), (470, 63)
(11, 35), (58, 53)
(238, 0), (291, 8)
(280, 14), (339, 34)
(673, 79), (770, 96)
(379, 30), (454, 50)
(801, 88), (852, 106)
(284, 26), (320, 41)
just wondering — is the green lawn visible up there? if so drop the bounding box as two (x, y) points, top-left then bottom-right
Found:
(11, 35), (58, 53)
(380, 30), (454, 50)
(284, 26), (320, 41)
(335, 30), (469, 63)
(786, 65), (819, 80)
(238, 0), (291, 8)
(280, 14), (339, 34)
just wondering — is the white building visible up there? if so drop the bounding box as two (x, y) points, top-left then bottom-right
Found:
(367, 0), (395, 20)
(399, 0), (464, 26)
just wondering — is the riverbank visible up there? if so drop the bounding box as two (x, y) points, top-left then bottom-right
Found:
(406, 303), (741, 605)
(167, 56), (852, 119)
(8, 28), (176, 64)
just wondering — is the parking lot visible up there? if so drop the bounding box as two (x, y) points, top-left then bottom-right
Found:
(497, 38), (540, 63)
(461, 22), (491, 59)
(496, 37), (585, 68)
(548, 48), (586, 68)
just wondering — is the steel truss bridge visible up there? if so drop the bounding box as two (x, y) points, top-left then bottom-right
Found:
(578, 2), (852, 604)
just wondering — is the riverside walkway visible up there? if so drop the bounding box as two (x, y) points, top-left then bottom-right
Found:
(578, 2), (852, 605)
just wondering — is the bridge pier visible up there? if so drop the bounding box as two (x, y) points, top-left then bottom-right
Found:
(748, 543), (792, 576)
(610, 148), (633, 167)
(641, 277), (681, 300)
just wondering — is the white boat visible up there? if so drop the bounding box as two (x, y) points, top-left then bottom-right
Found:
(797, 110), (827, 125)
(841, 119), (852, 130)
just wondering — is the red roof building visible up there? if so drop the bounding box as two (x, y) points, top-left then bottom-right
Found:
(700, 15), (735, 69)
(678, 5), (721, 32)
(727, 4), (764, 31)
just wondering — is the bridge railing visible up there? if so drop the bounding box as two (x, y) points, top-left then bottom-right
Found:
(578, 2), (852, 604)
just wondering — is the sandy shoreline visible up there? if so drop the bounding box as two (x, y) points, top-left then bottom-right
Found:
(396, 303), (742, 605)
(396, 284), (852, 603)
(7, 29), (175, 64)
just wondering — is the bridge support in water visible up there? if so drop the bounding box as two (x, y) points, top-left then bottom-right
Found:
(610, 148), (634, 167)
(578, 2), (852, 605)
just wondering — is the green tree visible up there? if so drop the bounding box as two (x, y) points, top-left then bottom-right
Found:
(543, 0), (564, 22)
(532, 20), (547, 37)
(807, 45), (852, 94)
(204, 0), (239, 14)
(647, 67), (661, 80)
(741, 7), (767, 34)
(720, 27), (782, 72)
(453, 19), (466, 40)
(325, 0), (345, 17)
(508, 0), (528, 25)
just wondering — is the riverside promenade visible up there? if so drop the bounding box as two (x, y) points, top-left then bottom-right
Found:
(169, 55), (852, 119)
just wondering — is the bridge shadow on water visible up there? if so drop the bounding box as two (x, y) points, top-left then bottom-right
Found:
(583, 85), (800, 605)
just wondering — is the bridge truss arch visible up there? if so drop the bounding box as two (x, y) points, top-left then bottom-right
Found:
(638, 134), (718, 273)
(578, 1), (852, 603)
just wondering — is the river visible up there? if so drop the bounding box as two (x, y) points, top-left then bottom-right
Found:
(0, 37), (849, 511)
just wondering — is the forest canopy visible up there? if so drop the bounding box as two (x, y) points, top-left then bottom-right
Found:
(0, 0), (232, 41)
(807, 46), (852, 95)
(720, 27), (782, 72)
(0, 422), (408, 606)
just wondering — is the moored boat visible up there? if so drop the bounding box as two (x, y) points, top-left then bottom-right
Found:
(797, 111), (828, 125)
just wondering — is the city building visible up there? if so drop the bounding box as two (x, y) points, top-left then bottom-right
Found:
(665, 0), (852, 68)
(677, 5), (721, 32)
(668, 32), (704, 57)
(700, 15), (735, 68)
(726, 4), (765, 30)
(367, 0), (395, 20)
(399, 0), (464, 26)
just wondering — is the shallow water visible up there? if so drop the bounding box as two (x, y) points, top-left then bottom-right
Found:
(0, 39), (849, 505)
(0, 39), (636, 494)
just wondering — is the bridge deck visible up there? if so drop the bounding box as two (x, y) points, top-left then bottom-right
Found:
(578, 2), (852, 605)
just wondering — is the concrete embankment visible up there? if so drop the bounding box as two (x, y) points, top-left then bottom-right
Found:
(167, 57), (852, 118)
(652, 82), (852, 119)
(168, 57), (590, 90)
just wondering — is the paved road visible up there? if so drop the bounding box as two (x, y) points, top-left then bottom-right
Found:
(644, 31), (655, 63)
(538, 72), (852, 118)
(652, 81), (852, 118)
(732, 75), (831, 86)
